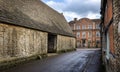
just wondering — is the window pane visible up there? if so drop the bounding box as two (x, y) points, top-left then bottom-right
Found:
(96, 24), (100, 29)
(82, 32), (86, 38)
(76, 25), (80, 30)
(82, 25), (86, 29)
(96, 31), (100, 37)
(76, 32), (80, 38)
(88, 32), (92, 37)
(88, 25), (92, 29)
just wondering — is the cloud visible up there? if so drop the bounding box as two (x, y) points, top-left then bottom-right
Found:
(63, 11), (83, 21)
(44, 0), (65, 12)
(42, 0), (101, 21)
(63, 0), (100, 15)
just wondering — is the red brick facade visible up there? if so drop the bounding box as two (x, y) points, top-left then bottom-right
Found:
(100, 0), (120, 72)
(69, 18), (101, 48)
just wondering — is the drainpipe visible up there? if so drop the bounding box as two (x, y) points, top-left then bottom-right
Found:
(99, 21), (103, 50)
(104, 17), (113, 34)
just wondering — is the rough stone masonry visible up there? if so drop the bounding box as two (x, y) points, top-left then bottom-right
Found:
(0, 0), (76, 69)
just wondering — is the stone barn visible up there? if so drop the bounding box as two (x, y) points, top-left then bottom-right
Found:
(0, 0), (76, 66)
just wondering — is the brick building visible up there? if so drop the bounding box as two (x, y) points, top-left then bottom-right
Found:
(0, 0), (76, 68)
(100, 0), (120, 72)
(69, 18), (101, 48)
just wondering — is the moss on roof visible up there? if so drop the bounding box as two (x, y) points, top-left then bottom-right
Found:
(0, 0), (74, 37)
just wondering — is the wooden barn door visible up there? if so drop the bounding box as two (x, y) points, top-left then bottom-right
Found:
(48, 34), (57, 53)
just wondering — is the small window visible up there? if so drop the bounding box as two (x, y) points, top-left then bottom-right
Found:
(118, 22), (120, 34)
(96, 40), (100, 44)
(88, 25), (92, 29)
(96, 24), (100, 29)
(82, 25), (86, 29)
(88, 40), (91, 45)
(76, 25), (80, 30)
(88, 32), (92, 37)
(96, 31), (100, 37)
(73, 24), (76, 30)
(76, 32), (80, 38)
(82, 32), (86, 38)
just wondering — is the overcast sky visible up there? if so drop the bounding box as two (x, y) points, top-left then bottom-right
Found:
(42, 0), (101, 22)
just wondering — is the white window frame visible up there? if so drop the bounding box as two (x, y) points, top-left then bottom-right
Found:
(82, 32), (86, 38)
(82, 25), (86, 29)
(96, 24), (100, 29)
(96, 31), (100, 37)
(88, 32), (92, 37)
(88, 25), (92, 29)
(76, 32), (80, 38)
(118, 22), (120, 34)
(76, 25), (80, 30)
(106, 33), (110, 59)
(74, 24), (76, 30)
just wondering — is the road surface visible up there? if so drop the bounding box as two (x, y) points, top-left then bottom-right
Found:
(2, 48), (103, 72)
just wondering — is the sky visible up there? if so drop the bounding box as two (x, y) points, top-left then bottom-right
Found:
(42, 0), (101, 22)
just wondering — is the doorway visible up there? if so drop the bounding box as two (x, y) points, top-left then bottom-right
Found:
(82, 39), (86, 47)
(48, 33), (57, 53)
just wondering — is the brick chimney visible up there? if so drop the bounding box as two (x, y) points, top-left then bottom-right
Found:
(74, 18), (77, 21)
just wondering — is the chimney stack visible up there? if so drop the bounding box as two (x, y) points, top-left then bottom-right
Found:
(74, 18), (77, 21)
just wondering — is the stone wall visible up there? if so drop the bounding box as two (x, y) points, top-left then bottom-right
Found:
(113, 0), (120, 72)
(0, 23), (76, 69)
(0, 23), (48, 61)
(57, 35), (76, 52)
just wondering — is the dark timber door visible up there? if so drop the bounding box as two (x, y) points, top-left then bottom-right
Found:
(82, 39), (86, 47)
(48, 34), (57, 53)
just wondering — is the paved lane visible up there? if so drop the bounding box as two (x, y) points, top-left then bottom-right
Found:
(2, 48), (102, 72)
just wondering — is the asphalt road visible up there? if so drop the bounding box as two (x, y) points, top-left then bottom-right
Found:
(2, 48), (102, 72)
